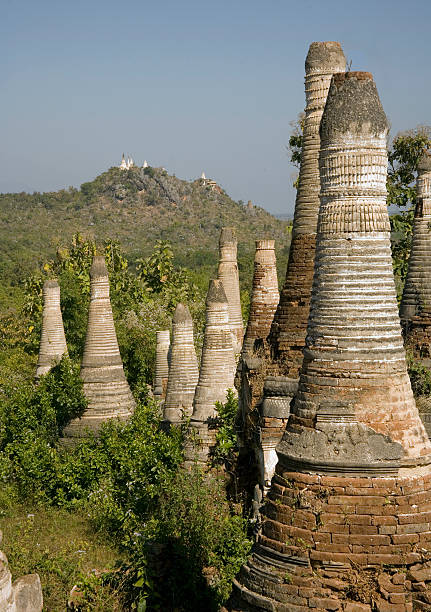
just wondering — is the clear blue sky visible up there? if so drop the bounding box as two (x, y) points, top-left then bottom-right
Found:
(2, 0), (430, 215)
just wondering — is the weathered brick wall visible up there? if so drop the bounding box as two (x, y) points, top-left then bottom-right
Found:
(231, 470), (431, 611)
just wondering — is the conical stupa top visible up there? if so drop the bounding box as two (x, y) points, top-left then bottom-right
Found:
(191, 279), (236, 423)
(164, 303), (199, 423)
(201, 171), (206, 179)
(35, 279), (68, 378)
(154, 329), (170, 400)
(268, 41), (346, 374)
(143, 160), (148, 168)
(281, 71), (430, 466)
(241, 239), (279, 358)
(63, 255), (134, 438)
(400, 150), (431, 327)
(231, 72), (431, 612)
(217, 227), (244, 352)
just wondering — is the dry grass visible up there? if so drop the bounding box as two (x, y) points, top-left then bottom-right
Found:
(0, 491), (126, 611)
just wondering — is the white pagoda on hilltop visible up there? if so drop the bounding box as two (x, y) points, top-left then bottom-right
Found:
(119, 153), (135, 170)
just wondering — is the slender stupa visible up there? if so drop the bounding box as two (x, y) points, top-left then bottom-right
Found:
(236, 240), (279, 472)
(400, 150), (431, 359)
(153, 330), (170, 401)
(230, 72), (431, 612)
(186, 280), (237, 464)
(163, 304), (199, 424)
(240, 240), (279, 359)
(63, 256), (135, 438)
(217, 228), (244, 353)
(35, 280), (68, 378)
(269, 41), (346, 372)
(239, 42), (347, 490)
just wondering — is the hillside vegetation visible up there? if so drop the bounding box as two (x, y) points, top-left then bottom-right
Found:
(0, 166), (290, 285)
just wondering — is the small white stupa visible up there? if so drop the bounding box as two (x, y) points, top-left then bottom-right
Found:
(143, 160), (149, 169)
(120, 153), (128, 170)
(201, 171), (206, 180)
(119, 154), (135, 171)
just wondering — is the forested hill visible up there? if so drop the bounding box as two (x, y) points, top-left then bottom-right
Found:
(0, 166), (290, 282)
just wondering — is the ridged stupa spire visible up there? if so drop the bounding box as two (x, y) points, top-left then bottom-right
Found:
(268, 41), (346, 372)
(63, 256), (135, 438)
(163, 304), (199, 424)
(186, 279), (237, 464)
(400, 150), (431, 358)
(153, 330), (170, 401)
(240, 240), (279, 359)
(238, 42), (347, 491)
(230, 72), (431, 612)
(217, 227), (244, 353)
(35, 280), (68, 378)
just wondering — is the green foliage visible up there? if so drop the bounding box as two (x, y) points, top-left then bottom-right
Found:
(132, 467), (251, 610)
(406, 352), (431, 397)
(288, 113), (305, 169)
(0, 504), (125, 611)
(212, 389), (239, 466)
(0, 373), (250, 609)
(390, 209), (414, 289)
(387, 127), (431, 209)
(388, 128), (431, 295)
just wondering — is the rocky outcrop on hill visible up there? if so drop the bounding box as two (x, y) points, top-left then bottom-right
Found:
(0, 166), (289, 283)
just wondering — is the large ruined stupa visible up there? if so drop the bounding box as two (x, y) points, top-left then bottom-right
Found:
(186, 279), (237, 464)
(230, 72), (431, 612)
(153, 330), (170, 401)
(63, 256), (135, 438)
(163, 303), (199, 424)
(217, 227), (244, 353)
(239, 41), (346, 490)
(35, 280), (68, 378)
(400, 150), (431, 359)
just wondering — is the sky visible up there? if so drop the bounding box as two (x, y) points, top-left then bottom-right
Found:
(2, 0), (431, 215)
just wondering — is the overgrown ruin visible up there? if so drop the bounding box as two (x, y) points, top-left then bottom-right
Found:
(400, 151), (431, 360)
(230, 72), (431, 612)
(35, 280), (68, 378)
(217, 227), (244, 354)
(186, 279), (237, 464)
(63, 255), (135, 438)
(163, 303), (199, 424)
(153, 329), (170, 402)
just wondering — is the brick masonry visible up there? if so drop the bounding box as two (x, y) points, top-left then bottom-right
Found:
(229, 73), (431, 612)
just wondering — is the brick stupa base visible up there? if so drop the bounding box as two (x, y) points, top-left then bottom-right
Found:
(231, 467), (431, 611)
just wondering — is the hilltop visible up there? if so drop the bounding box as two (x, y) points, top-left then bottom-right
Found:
(0, 166), (290, 283)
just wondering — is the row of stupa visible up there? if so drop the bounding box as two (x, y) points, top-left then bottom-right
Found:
(226, 42), (431, 611)
(34, 40), (431, 609)
(153, 228), (280, 465)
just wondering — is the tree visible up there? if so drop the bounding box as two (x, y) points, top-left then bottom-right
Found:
(388, 127), (431, 290)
